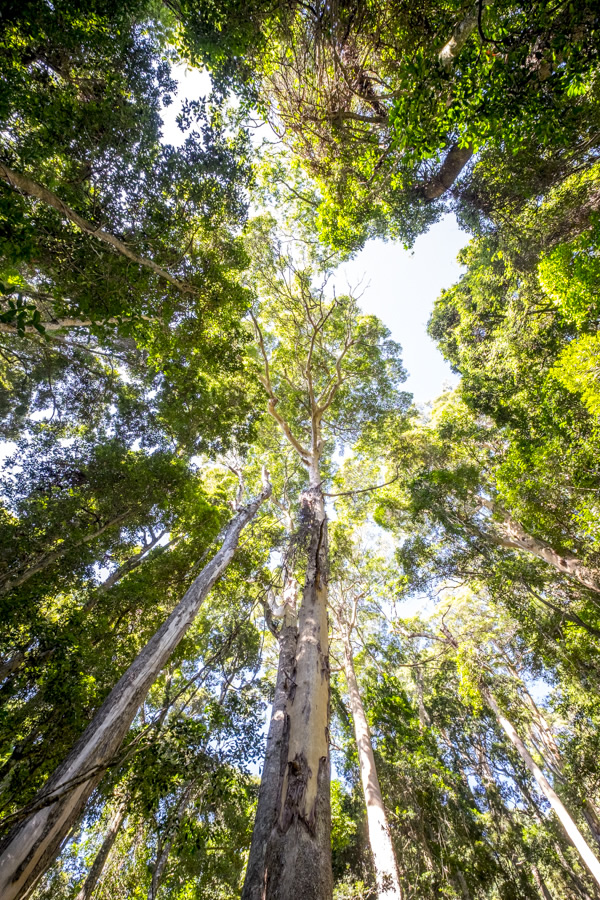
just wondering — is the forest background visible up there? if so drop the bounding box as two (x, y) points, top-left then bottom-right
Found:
(1, 2), (600, 900)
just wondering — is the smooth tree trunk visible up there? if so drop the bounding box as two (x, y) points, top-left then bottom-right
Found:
(0, 162), (193, 294)
(342, 636), (402, 900)
(480, 498), (600, 595)
(438, 0), (491, 68)
(148, 779), (198, 900)
(480, 682), (600, 887)
(75, 792), (129, 900)
(0, 511), (131, 598)
(531, 864), (553, 900)
(243, 485), (332, 900)
(0, 484), (270, 900)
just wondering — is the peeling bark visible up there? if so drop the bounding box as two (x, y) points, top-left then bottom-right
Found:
(245, 486), (332, 900)
(0, 485), (270, 900)
(343, 635), (402, 900)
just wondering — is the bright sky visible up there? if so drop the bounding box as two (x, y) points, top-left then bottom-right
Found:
(162, 64), (468, 407)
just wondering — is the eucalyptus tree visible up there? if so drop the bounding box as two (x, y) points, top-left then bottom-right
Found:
(328, 528), (402, 900)
(241, 217), (409, 900)
(0, 464), (272, 900)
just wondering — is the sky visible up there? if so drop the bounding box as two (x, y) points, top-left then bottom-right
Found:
(162, 64), (469, 407)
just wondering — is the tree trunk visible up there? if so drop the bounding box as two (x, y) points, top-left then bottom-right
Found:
(75, 792), (128, 900)
(438, 0), (491, 68)
(0, 484), (270, 900)
(531, 864), (553, 900)
(480, 498), (600, 595)
(422, 145), (473, 200)
(0, 162), (194, 294)
(480, 682), (600, 887)
(242, 605), (298, 900)
(342, 635), (402, 900)
(148, 779), (198, 900)
(0, 511), (131, 598)
(244, 485), (332, 900)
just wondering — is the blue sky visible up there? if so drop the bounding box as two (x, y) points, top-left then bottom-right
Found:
(163, 65), (469, 407)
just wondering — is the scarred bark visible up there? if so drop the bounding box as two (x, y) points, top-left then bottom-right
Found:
(343, 636), (402, 900)
(479, 497), (600, 595)
(244, 486), (332, 900)
(242, 601), (298, 900)
(480, 682), (600, 887)
(0, 483), (271, 900)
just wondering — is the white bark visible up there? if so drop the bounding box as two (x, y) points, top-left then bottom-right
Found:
(480, 683), (600, 887)
(438, 1), (491, 68)
(0, 483), (271, 900)
(480, 497), (600, 595)
(343, 636), (402, 900)
(0, 163), (195, 294)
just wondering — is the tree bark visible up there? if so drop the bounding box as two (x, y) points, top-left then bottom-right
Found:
(422, 144), (473, 200)
(0, 511), (131, 598)
(244, 485), (332, 900)
(343, 635), (402, 900)
(438, 1), (491, 68)
(148, 779), (197, 900)
(0, 162), (194, 294)
(480, 498), (600, 595)
(0, 484), (271, 900)
(75, 792), (128, 900)
(242, 603), (298, 900)
(531, 864), (553, 900)
(480, 682), (600, 887)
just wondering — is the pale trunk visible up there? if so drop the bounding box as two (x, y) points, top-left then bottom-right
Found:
(246, 485), (332, 900)
(75, 792), (128, 900)
(438, 0), (491, 68)
(480, 683), (600, 887)
(480, 498), (600, 595)
(148, 779), (197, 900)
(241, 606), (298, 900)
(0, 511), (131, 598)
(0, 487), (270, 900)
(343, 636), (402, 900)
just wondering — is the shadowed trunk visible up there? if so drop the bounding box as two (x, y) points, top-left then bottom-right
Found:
(480, 682), (600, 887)
(480, 498), (600, 595)
(243, 485), (332, 900)
(0, 485), (270, 900)
(531, 864), (553, 900)
(0, 511), (131, 598)
(343, 635), (402, 900)
(422, 145), (473, 200)
(148, 779), (198, 900)
(75, 792), (128, 900)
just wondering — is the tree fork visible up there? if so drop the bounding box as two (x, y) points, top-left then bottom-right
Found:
(0, 481), (271, 900)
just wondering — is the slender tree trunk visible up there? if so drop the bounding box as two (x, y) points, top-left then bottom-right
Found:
(0, 162), (194, 294)
(148, 779), (198, 900)
(244, 484), (332, 900)
(342, 635), (402, 900)
(480, 498), (600, 595)
(75, 792), (129, 900)
(531, 864), (553, 900)
(480, 682), (600, 886)
(438, 0), (491, 67)
(0, 484), (270, 900)
(0, 511), (131, 598)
